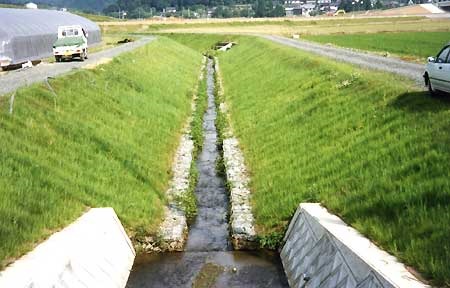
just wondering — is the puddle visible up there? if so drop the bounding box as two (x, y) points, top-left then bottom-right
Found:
(127, 251), (288, 288)
(126, 59), (288, 288)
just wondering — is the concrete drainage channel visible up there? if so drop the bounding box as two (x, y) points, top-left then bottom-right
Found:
(126, 57), (429, 288)
(0, 55), (429, 288)
(125, 58), (289, 287)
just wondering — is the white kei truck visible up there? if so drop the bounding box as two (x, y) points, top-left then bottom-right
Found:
(52, 25), (89, 62)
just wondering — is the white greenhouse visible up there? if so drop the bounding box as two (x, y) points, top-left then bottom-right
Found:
(0, 8), (101, 67)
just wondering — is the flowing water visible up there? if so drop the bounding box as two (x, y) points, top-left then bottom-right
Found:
(126, 59), (288, 288)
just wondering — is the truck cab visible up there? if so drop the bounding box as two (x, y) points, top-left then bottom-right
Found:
(52, 25), (88, 62)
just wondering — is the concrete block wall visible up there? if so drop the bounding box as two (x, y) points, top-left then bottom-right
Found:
(281, 203), (428, 288)
(0, 208), (135, 288)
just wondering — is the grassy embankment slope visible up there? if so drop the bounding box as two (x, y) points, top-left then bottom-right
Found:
(303, 31), (450, 61)
(169, 34), (450, 285)
(0, 37), (203, 268)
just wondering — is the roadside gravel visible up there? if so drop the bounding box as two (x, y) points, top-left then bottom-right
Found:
(261, 35), (425, 86)
(0, 37), (155, 96)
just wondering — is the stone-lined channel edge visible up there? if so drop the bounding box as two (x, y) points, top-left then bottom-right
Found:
(141, 57), (207, 252)
(214, 58), (258, 250)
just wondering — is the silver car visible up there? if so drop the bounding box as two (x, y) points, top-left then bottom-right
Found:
(424, 43), (450, 95)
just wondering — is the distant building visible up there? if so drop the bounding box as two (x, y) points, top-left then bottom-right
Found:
(285, 6), (303, 16)
(436, 0), (450, 9)
(318, 0), (332, 10)
(164, 7), (177, 16)
(302, 3), (316, 15)
(207, 8), (214, 18)
(285, 0), (303, 5)
(25, 2), (37, 9)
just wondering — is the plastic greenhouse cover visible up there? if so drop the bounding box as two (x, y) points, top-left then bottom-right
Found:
(0, 8), (101, 66)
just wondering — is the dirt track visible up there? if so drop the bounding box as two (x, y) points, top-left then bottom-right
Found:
(0, 37), (155, 96)
(261, 35), (425, 85)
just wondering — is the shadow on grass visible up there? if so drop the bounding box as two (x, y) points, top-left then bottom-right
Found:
(391, 91), (450, 113)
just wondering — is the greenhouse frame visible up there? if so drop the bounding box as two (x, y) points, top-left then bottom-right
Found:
(0, 8), (101, 67)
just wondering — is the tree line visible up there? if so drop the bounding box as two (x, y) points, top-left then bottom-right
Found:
(103, 0), (286, 18)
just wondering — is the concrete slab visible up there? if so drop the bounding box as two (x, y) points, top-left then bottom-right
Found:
(281, 203), (429, 288)
(0, 208), (135, 288)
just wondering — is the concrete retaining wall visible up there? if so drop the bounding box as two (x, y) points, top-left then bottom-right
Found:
(0, 208), (135, 288)
(281, 203), (428, 288)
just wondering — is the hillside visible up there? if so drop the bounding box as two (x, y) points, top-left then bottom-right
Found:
(0, 0), (114, 12)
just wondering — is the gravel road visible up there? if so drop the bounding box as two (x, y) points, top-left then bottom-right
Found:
(0, 36), (155, 96)
(261, 35), (425, 86)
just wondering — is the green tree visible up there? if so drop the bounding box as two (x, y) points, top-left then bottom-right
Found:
(374, 0), (383, 9)
(254, 0), (266, 17)
(271, 4), (285, 16)
(362, 0), (372, 10)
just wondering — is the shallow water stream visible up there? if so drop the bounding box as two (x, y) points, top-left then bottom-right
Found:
(126, 59), (288, 288)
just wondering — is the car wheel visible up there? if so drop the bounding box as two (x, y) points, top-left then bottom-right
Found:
(428, 79), (436, 96)
(80, 52), (85, 62)
(84, 50), (88, 60)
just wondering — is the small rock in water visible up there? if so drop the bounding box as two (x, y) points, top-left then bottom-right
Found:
(232, 267), (237, 273)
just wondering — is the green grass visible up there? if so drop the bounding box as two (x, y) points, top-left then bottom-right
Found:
(0, 4), (24, 9)
(0, 37), (203, 267)
(162, 34), (226, 54)
(303, 32), (450, 61)
(191, 63), (209, 155)
(73, 11), (119, 22)
(168, 34), (450, 285)
(179, 58), (209, 224)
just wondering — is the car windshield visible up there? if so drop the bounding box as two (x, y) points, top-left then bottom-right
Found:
(62, 29), (79, 37)
(436, 46), (450, 63)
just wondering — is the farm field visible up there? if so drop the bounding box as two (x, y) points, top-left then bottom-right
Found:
(0, 37), (202, 269)
(168, 34), (450, 285)
(100, 16), (450, 36)
(303, 31), (450, 61)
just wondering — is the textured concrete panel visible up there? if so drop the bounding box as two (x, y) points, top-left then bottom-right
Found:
(281, 203), (428, 288)
(0, 208), (135, 288)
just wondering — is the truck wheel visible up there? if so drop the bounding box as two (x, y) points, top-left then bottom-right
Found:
(80, 52), (85, 62)
(84, 50), (88, 60)
(55, 56), (61, 62)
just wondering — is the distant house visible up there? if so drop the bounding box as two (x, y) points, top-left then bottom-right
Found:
(285, 0), (303, 5)
(207, 8), (214, 18)
(302, 3), (316, 15)
(164, 7), (177, 16)
(25, 2), (38, 9)
(285, 6), (303, 16)
(318, 0), (332, 10)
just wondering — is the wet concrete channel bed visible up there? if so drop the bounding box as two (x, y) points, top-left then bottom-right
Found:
(126, 59), (289, 287)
